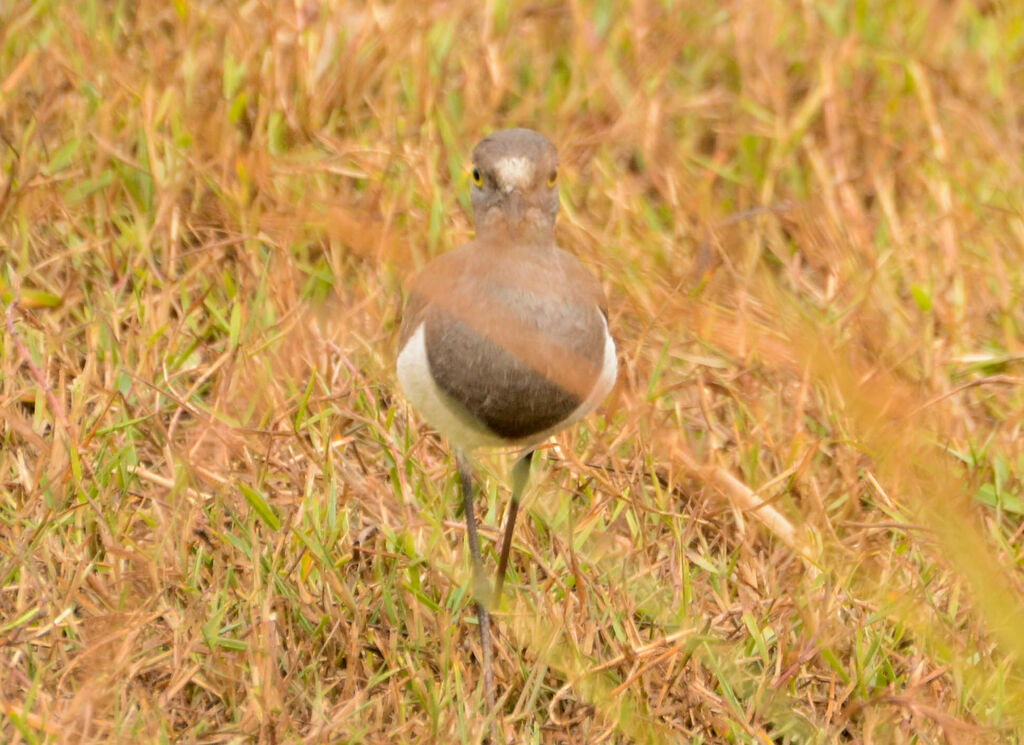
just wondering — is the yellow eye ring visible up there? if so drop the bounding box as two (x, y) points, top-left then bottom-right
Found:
(471, 167), (483, 187)
(547, 167), (558, 187)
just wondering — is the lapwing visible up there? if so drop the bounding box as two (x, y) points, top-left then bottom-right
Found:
(396, 127), (617, 714)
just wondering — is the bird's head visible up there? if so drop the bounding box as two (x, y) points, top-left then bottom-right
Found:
(469, 128), (560, 239)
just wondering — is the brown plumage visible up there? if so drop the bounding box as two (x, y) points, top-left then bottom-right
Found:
(399, 239), (609, 441)
(398, 128), (614, 447)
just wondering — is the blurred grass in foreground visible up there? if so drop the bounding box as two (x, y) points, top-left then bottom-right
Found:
(3, 0), (1024, 742)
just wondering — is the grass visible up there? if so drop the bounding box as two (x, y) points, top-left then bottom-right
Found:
(3, 0), (1024, 742)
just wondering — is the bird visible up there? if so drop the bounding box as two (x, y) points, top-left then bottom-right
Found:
(396, 128), (617, 717)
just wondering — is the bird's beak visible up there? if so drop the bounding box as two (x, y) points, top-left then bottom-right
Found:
(501, 189), (525, 225)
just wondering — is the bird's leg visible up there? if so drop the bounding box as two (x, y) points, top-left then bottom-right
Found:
(494, 449), (534, 602)
(455, 450), (496, 715)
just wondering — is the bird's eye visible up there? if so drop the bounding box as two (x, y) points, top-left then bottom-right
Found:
(547, 167), (558, 187)
(472, 167), (483, 187)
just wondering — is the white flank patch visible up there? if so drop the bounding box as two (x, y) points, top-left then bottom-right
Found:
(557, 316), (618, 433)
(495, 156), (534, 191)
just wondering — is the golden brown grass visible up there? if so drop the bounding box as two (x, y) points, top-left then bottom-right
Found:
(3, 0), (1024, 742)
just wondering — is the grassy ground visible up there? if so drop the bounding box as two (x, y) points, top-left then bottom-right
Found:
(3, 0), (1024, 742)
